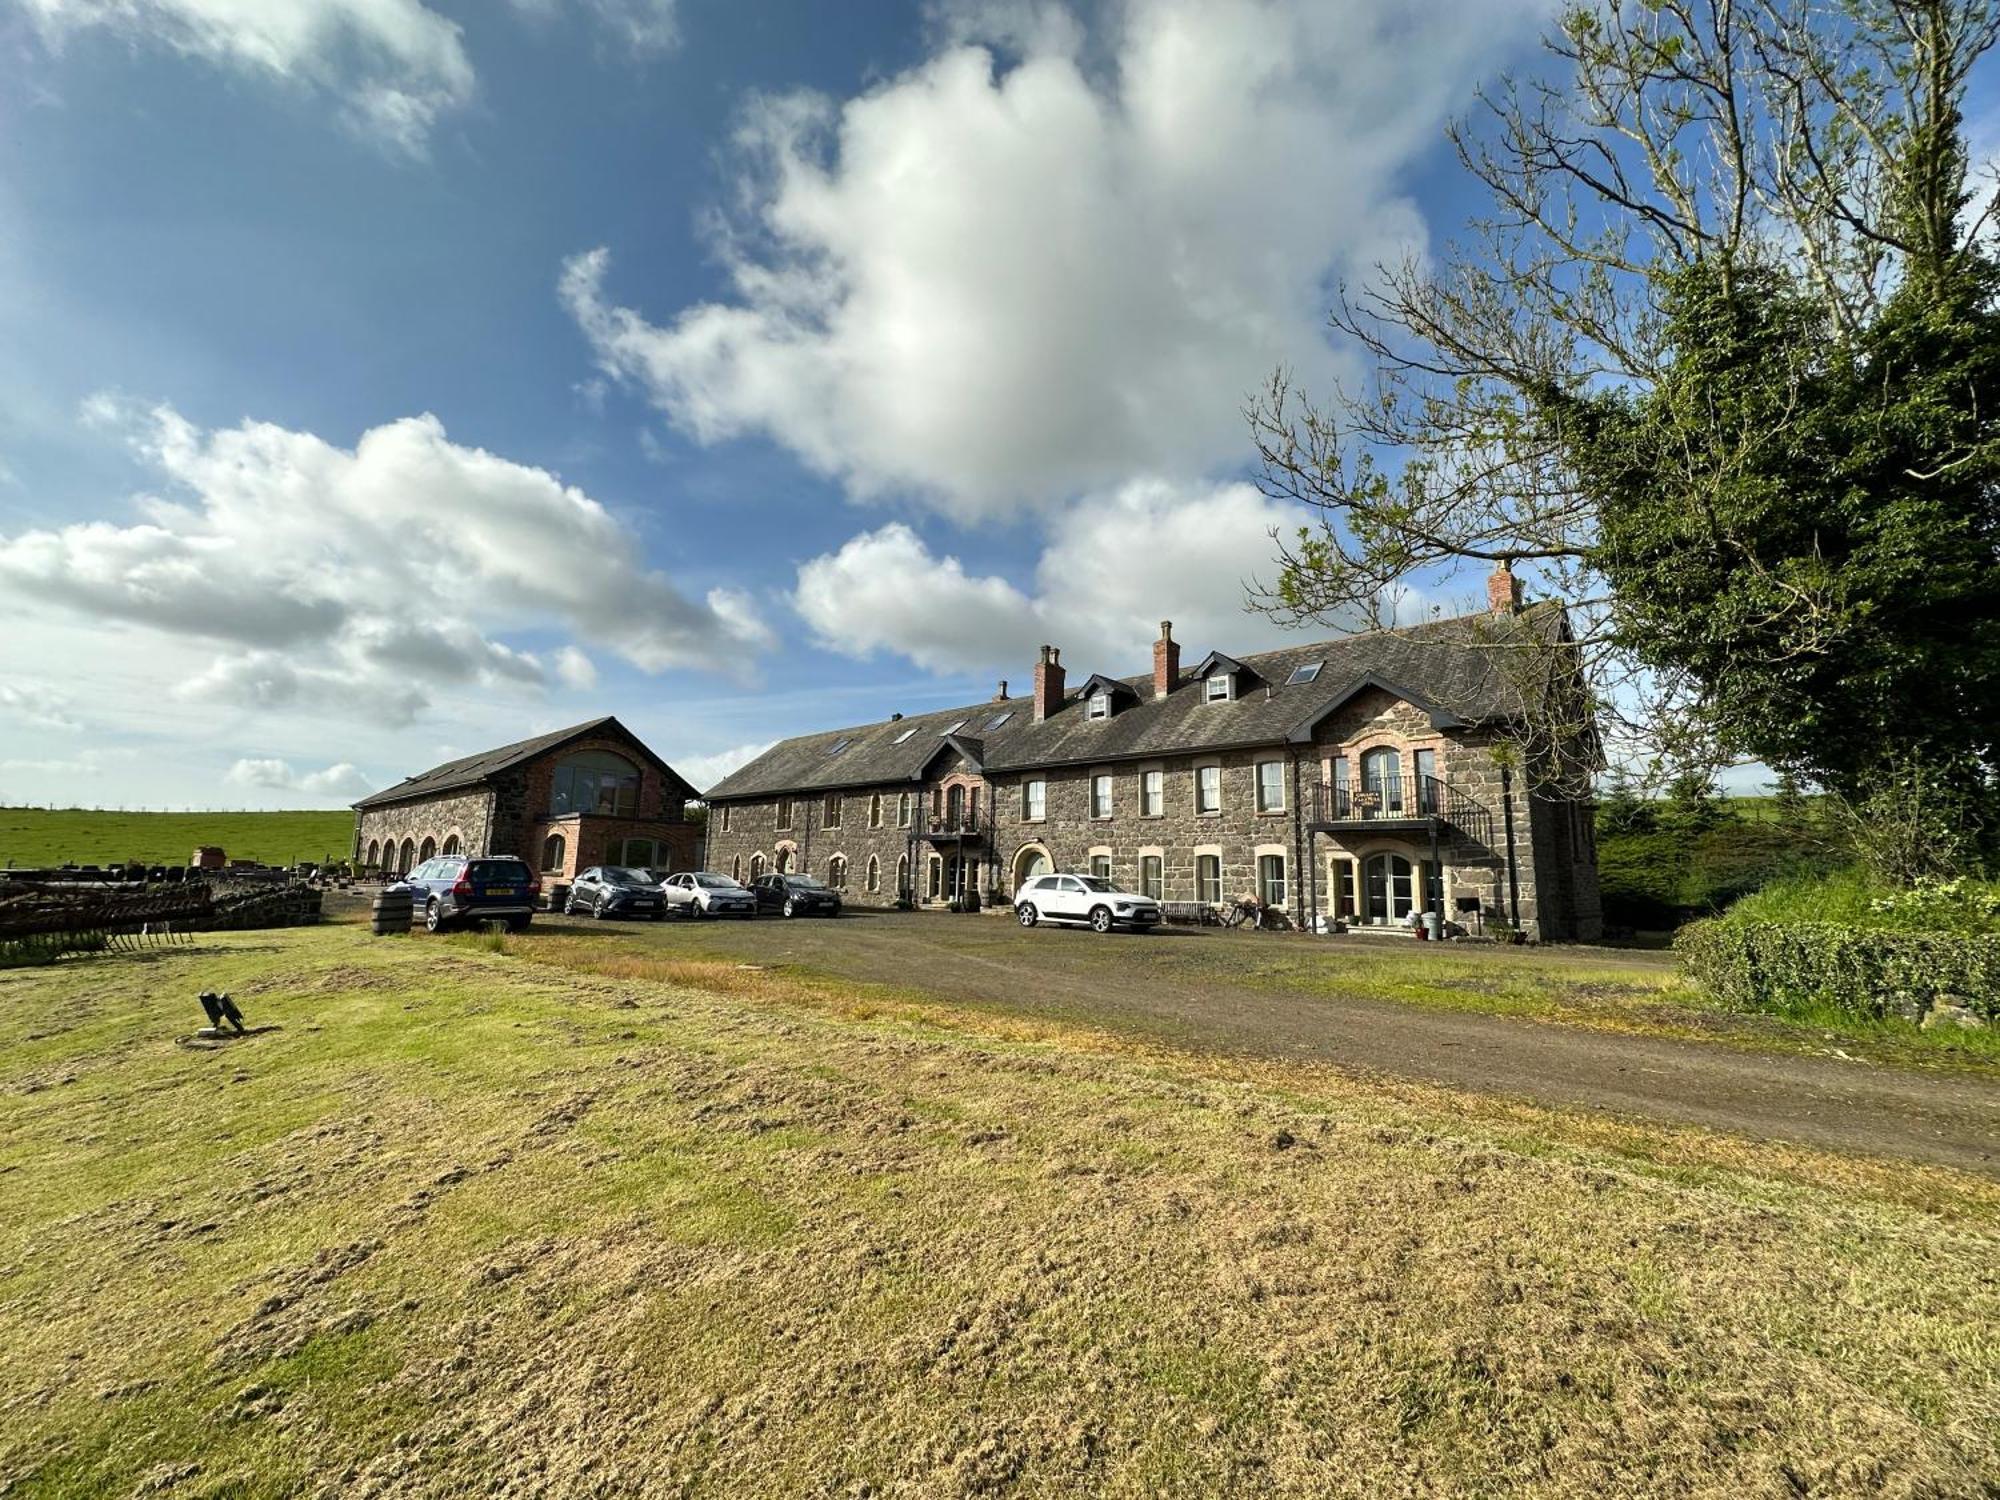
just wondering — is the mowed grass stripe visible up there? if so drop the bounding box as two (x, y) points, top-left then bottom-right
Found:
(0, 926), (1994, 1498)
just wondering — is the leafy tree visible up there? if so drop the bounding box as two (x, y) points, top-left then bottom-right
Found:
(1251, 0), (2000, 821)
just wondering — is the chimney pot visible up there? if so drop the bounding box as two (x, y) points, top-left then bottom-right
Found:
(891, 711), (903, 721)
(994, 680), (1009, 702)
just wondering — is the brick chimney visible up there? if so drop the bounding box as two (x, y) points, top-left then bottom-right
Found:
(1033, 645), (1066, 722)
(994, 679), (1009, 702)
(1153, 620), (1180, 700)
(1487, 562), (1523, 615)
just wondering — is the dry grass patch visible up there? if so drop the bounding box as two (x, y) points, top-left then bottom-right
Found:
(0, 927), (1995, 1498)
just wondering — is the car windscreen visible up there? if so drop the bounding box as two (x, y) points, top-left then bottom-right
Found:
(1078, 877), (1118, 892)
(468, 860), (529, 882)
(696, 875), (739, 888)
(602, 867), (653, 886)
(784, 876), (827, 889)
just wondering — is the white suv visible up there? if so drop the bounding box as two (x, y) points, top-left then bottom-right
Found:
(1013, 873), (1162, 934)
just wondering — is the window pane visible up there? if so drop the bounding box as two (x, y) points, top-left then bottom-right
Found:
(1140, 855), (1162, 899)
(1196, 855), (1220, 903)
(1090, 855), (1112, 880)
(1258, 854), (1286, 907)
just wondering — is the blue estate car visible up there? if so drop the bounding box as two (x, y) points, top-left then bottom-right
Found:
(396, 854), (539, 933)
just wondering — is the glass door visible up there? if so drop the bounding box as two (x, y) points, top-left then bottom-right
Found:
(1363, 853), (1413, 925)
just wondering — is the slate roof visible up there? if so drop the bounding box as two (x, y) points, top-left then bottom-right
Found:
(354, 715), (697, 810)
(704, 607), (1565, 801)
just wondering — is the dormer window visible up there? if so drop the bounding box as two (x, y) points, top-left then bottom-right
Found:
(1204, 674), (1233, 704)
(1088, 692), (1110, 720)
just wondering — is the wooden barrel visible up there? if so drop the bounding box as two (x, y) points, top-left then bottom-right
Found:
(369, 888), (414, 936)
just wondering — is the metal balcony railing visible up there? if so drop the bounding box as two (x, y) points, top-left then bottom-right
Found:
(1311, 774), (1494, 845)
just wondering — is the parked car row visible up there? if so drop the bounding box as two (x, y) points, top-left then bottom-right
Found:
(393, 858), (1161, 936)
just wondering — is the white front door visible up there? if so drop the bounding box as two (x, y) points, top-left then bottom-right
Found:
(1364, 854), (1413, 925)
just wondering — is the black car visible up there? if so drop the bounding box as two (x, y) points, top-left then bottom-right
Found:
(566, 866), (666, 920)
(750, 873), (843, 917)
(397, 855), (539, 933)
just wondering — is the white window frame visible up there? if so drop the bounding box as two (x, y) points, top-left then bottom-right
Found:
(1140, 767), (1163, 818)
(775, 797), (793, 831)
(1255, 758), (1286, 814)
(1138, 849), (1164, 900)
(823, 792), (842, 829)
(1194, 761), (1222, 815)
(1088, 692), (1111, 720)
(1022, 778), (1047, 822)
(1194, 849), (1223, 905)
(1089, 850), (1113, 881)
(1204, 674), (1233, 704)
(1256, 849), (1289, 909)
(869, 793), (883, 828)
(897, 791), (913, 828)
(1089, 772), (1114, 820)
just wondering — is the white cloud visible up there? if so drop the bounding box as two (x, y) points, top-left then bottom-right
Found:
(0, 399), (770, 729)
(511, 0), (678, 55)
(671, 739), (776, 793)
(0, 683), (82, 733)
(225, 756), (374, 800)
(564, 0), (1539, 519)
(17, 0), (476, 155)
(793, 477), (1343, 675)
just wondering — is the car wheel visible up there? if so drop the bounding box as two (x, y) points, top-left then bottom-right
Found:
(425, 898), (444, 933)
(783, 897), (798, 918)
(593, 899), (610, 919)
(1089, 906), (1114, 934)
(564, 896), (579, 916)
(1017, 903), (1038, 928)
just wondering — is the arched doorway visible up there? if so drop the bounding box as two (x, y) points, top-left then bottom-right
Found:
(775, 846), (793, 874)
(441, 833), (461, 856)
(1363, 852), (1413, 926)
(418, 836), (437, 862)
(398, 838), (416, 874)
(366, 839), (380, 868)
(1011, 844), (1052, 891)
(750, 853), (765, 881)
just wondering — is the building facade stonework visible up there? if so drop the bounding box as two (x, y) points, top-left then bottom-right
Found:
(704, 584), (1603, 941)
(353, 717), (701, 882)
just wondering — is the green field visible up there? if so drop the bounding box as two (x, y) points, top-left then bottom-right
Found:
(0, 808), (355, 869)
(1, 923), (1994, 1497)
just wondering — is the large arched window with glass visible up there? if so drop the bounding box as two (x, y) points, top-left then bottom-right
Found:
(548, 750), (642, 817)
(1359, 747), (1404, 815)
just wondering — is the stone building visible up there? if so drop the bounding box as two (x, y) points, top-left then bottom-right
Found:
(704, 571), (1602, 941)
(352, 716), (701, 882)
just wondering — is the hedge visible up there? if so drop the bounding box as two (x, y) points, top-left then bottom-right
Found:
(1675, 919), (2000, 1024)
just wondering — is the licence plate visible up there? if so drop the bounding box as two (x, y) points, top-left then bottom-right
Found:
(485, 886), (514, 896)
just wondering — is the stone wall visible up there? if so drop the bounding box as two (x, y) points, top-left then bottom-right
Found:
(524, 813), (702, 880)
(354, 789), (495, 871)
(706, 785), (931, 904)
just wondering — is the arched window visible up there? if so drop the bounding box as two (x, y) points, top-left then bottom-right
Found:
(418, 836), (437, 862)
(1360, 746), (1404, 815)
(828, 855), (847, 889)
(775, 847), (792, 874)
(731, 855), (742, 882)
(441, 833), (461, 856)
(398, 838), (416, 874)
(548, 749), (642, 816)
(541, 833), (566, 873)
(897, 854), (910, 899)
(750, 852), (765, 880)
(866, 855), (880, 893)
(366, 839), (381, 867)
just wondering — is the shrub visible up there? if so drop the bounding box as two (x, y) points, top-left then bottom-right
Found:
(1729, 869), (2000, 935)
(1597, 820), (1836, 931)
(1676, 918), (2000, 1024)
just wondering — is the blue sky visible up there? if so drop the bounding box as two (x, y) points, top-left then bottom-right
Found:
(9, 0), (1966, 808)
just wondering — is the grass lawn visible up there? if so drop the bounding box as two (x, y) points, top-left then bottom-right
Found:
(0, 808), (355, 870)
(2, 924), (1996, 1497)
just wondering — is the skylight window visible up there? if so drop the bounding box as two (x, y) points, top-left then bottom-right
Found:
(892, 728), (916, 744)
(988, 711), (1013, 729)
(1286, 661), (1323, 686)
(943, 719), (969, 735)
(827, 737), (852, 755)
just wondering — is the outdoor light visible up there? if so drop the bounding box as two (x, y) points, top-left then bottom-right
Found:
(197, 990), (246, 1036)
